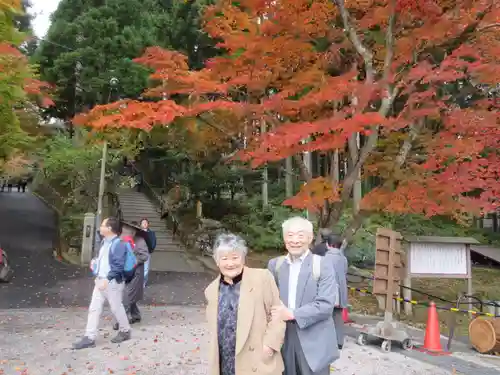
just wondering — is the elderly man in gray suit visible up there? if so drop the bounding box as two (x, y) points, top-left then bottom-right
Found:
(325, 234), (349, 350)
(268, 216), (339, 375)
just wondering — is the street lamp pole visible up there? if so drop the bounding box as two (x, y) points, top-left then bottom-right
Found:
(95, 140), (108, 244)
(93, 77), (119, 256)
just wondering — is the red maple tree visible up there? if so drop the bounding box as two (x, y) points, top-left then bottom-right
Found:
(76, 0), (500, 234)
(0, 0), (54, 108)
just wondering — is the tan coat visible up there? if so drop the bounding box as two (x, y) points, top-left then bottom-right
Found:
(205, 267), (286, 375)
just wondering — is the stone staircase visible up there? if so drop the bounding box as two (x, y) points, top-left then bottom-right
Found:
(118, 189), (205, 273)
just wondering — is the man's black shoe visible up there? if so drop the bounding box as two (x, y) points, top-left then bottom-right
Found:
(73, 336), (96, 350)
(338, 344), (343, 350)
(112, 323), (119, 331)
(111, 330), (131, 344)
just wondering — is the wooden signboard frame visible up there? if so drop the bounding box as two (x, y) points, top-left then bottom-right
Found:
(373, 228), (404, 318)
(402, 236), (479, 315)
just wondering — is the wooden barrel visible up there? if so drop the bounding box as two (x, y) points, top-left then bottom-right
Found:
(469, 318), (500, 353)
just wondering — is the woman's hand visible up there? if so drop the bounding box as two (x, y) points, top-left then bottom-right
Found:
(263, 345), (274, 358)
(271, 305), (294, 321)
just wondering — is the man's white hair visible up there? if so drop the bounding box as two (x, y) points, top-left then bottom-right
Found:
(282, 216), (313, 234)
(213, 233), (248, 261)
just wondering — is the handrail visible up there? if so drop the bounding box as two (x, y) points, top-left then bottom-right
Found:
(105, 191), (123, 221)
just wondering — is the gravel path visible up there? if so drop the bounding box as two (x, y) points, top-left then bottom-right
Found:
(0, 306), (469, 375)
(0, 191), (212, 309)
(0, 191), (497, 375)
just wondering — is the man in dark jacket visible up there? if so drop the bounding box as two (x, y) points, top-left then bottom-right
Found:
(140, 218), (156, 287)
(311, 228), (332, 256)
(73, 217), (131, 349)
(325, 234), (349, 350)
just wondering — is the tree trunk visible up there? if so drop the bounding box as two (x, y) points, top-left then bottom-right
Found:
(285, 156), (293, 197)
(261, 120), (268, 208)
(303, 150), (313, 220)
(330, 149), (340, 183)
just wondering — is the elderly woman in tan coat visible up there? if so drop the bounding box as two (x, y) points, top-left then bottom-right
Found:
(205, 233), (286, 375)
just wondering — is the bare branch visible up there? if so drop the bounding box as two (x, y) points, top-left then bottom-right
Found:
(335, 0), (374, 82)
(347, 134), (358, 165)
(341, 119), (423, 246)
(478, 23), (500, 32)
(382, 0), (396, 83)
(395, 120), (422, 167)
(328, 88), (398, 223)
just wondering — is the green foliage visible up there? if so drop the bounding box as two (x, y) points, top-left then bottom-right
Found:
(0, 2), (36, 164)
(35, 131), (122, 234)
(222, 196), (301, 252)
(160, 0), (217, 69)
(35, 0), (217, 121)
(39, 133), (102, 188)
(177, 164), (249, 200)
(35, 0), (169, 119)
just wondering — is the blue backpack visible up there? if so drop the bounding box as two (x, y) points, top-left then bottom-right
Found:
(92, 238), (137, 280)
(110, 238), (137, 281)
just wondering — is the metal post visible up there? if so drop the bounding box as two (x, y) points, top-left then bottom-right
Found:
(92, 76), (118, 256)
(93, 140), (108, 256)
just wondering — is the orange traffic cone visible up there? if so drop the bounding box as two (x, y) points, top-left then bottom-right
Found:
(421, 302), (449, 355)
(342, 308), (353, 324)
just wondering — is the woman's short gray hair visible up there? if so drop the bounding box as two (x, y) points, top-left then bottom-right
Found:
(213, 233), (248, 261)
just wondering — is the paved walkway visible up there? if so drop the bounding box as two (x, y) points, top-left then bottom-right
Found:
(0, 191), (212, 309)
(0, 306), (485, 375)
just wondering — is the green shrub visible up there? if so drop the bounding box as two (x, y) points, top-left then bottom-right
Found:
(222, 196), (302, 252)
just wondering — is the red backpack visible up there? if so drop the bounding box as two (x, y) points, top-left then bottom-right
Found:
(122, 236), (135, 249)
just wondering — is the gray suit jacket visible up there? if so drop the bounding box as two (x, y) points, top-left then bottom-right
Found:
(268, 253), (339, 372)
(326, 248), (349, 308)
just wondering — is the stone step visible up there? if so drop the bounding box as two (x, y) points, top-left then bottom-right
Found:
(120, 201), (157, 207)
(119, 200), (156, 205)
(116, 189), (207, 273)
(121, 209), (159, 214)
(121, 209), (158, 214)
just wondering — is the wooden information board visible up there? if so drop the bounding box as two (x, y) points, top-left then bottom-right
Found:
(373, 228), (405, 313)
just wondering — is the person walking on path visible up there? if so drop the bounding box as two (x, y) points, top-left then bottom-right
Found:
(205, 233), (286, 375)
(73, 217), (131, 350)
(268, 216), (339, 375)
(113, 221), (149, 330)
(140, 218), (156, 286)
(325, 234), (349, 350)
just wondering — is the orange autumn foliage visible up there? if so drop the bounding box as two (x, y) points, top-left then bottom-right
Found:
(0, 1), (53, 107)
(77, 0), (500, 220)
